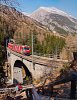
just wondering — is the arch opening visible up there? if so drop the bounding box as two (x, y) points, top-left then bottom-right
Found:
(13, 60), (32, 84)
(73, 52), (77, 60)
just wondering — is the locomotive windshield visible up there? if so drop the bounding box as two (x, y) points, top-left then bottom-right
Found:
(24, 47), (30, 50)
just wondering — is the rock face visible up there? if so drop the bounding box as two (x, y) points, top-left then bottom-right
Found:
(30, 7), (77, 35)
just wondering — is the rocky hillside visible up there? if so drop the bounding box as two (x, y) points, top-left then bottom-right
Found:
(30, 7), (77, 35)
(0, 5), (51, 42)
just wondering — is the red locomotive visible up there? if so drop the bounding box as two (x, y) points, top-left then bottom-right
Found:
(8, 43), (31, 55)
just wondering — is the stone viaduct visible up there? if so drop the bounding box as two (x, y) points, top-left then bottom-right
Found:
(7, 48), (68, 84)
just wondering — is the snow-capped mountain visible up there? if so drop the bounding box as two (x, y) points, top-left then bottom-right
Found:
(35, 7), (72, 17)
(30, 7), (77, 35)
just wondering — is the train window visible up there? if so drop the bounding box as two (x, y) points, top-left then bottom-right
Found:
(24, 47), (30, 50)
(9, 39), (15, 43)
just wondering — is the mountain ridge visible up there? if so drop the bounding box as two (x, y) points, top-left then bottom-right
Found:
(30, 7), (77, 35)
(32, 7), (73, 18)
(0, 4), (52, 42)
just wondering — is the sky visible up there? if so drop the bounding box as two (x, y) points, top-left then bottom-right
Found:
(17, 0), (77, 18)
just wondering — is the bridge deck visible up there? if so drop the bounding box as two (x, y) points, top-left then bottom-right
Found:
(7, 48), (69, 66)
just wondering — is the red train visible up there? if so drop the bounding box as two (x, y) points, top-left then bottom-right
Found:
(8, 43), (31, 55)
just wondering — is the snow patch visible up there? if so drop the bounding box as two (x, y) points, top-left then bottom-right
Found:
(22, 12), (30, 16)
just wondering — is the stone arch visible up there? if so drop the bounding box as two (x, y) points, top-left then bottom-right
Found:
(73, 52), (77, 60)
(13, 60), (32, 84)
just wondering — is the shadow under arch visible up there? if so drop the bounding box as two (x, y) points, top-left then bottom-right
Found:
(13, 60), (32, 84)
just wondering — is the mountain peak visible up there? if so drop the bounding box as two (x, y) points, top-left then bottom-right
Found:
(38, 6), (72, 17)
(30, 6), (77, 34)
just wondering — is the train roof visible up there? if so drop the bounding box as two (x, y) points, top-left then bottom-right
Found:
(8, 43), (30, 47)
